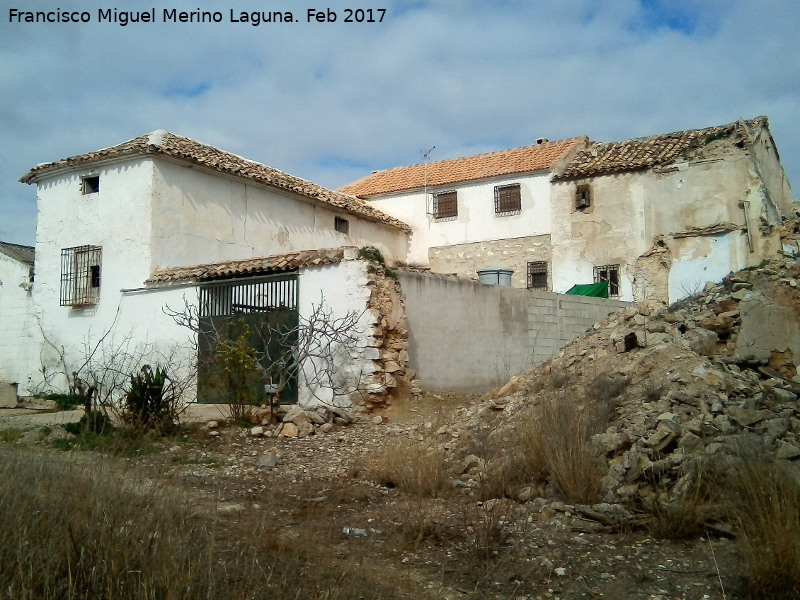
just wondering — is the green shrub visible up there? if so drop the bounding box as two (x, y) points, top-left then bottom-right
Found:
(43, 393), (84, 410)
(122, 365), (179, 434)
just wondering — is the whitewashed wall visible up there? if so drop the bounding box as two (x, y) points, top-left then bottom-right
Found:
(0, 254), (40, 395)
(150, 159), (408, 269)
(296, 258), (375, 409)
(366, 172), (552, 265)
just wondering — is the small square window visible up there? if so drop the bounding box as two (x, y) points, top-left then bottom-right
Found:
(334, 216), (349, 235)
(576, 183), (591, 209)
(82, 176), (100, 195)
(60, 245), (102, 306)
(494, 184), (521, 216)
(433, 190), (457, 220)
(594, 264), (620, 297)
(527, 261), (548, 290)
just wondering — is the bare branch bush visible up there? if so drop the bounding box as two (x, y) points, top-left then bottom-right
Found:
(31, 305), (194, 431)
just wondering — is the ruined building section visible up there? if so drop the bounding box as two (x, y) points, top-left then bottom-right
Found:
(551, 117), (795, 304)
(359, 259), (413, 409)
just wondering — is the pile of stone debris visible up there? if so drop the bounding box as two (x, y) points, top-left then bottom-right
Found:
(442, 218), (800, 511)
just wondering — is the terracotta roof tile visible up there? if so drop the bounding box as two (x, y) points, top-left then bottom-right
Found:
(20, 131), (410, 232)
(147, 247), (350, 284)
(554, 117), (765, 181)
(338, 137), (587, 197)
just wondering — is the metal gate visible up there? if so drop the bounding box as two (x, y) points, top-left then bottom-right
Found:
(197, 273), (299, 404)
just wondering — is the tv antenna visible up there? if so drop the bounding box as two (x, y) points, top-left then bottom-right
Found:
(422, 146), (435, 217)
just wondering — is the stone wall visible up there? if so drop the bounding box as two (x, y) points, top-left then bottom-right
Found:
(360, 261), (412, 409)
(397, 269), (629, 392)
(428, 234), (552, 289)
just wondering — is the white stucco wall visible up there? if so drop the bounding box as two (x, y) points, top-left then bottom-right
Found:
(0, 254), (40, 394)
(366, 172), (552, 265)
(296, 258), (375, 408)
(150, 159), (408, 269)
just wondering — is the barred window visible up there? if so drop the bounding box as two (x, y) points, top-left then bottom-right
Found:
(60, 245), (102, 306)
(334, 216), (349, 234)
(433, 190), (457, 220)
(527, 261), (548, 290)
(594, 264), (620, 297)
(494, 183), (521, 216)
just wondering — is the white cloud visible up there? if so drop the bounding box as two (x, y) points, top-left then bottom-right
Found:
(1, 0), (798, 245)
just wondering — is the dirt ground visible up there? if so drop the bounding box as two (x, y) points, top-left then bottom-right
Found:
(0, 393), (745, 600)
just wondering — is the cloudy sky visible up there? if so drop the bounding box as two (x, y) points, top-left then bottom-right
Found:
(1, 0), (798, 246)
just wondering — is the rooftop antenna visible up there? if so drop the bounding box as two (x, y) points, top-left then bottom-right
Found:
(422, 146), (435, 217)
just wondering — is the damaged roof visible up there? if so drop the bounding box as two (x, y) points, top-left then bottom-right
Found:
(0, 241), (34, 265)
(554, 117), (767, 181)
(338, 137), (587, 197)
(146, 247), (349, 284)
(20, 131), (410, 232)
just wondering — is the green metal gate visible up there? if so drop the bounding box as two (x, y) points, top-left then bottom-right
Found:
(197, 273), (299, 404)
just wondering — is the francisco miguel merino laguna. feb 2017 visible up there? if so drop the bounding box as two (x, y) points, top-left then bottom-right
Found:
(7, 7), (386, 25)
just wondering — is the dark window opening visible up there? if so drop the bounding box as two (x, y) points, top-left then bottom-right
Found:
(594, 264), (620, 297)
(60, 245), (102, 306)
(527, 261), (548, 290)
(494, 184), (521, 216)
(334, 216), (349, 234)
(433, 190), (458, 220)
(82, 176), (100, 195)
(575, 183), (591, 209)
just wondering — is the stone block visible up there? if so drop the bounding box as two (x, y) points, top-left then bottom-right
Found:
(0, 383), (18, 408)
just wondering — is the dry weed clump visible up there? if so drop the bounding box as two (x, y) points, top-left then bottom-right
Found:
(645, 461), (719, 540)
(724, 444), (800, 600)
(516, 395), (607, 505)
(369, 439), (450, 497)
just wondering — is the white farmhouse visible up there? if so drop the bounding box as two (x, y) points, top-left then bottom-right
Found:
(341, 117), (794, 303)
(339, 137), (587, 290)
(15, 131), (411, 406)
(0, 241), (37, 401)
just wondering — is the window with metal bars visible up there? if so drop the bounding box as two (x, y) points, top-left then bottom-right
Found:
(433, 190), (457, 220)
(60, 245), (102, 306)
(594, 264), (620, 297)
(494, 183), (521, 215)
(527, 261), (548, 290)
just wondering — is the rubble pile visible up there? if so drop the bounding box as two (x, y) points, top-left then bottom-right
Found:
(444, 218), (800, 506)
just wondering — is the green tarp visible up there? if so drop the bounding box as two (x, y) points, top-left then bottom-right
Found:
(565, 281), (609, 298)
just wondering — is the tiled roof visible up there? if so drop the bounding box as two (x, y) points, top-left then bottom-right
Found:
(20, 131), (410, 232)
(0, 241), (34, 265)
(146, 247), (349, 284)
(338, 137), (587, 197)
(554, 117), (766, 181)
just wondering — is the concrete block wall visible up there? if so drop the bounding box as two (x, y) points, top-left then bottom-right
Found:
(397, 270), (629, 392)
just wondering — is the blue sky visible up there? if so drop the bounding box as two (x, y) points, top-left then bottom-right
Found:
(1, 0), (798, 245)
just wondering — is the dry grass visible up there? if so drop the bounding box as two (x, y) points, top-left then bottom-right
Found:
(646, 461), (718, 540)
(724, 445), (800, 599)
(369, 439), (450, 497)
(0, 446), (398, 600)
(519, 396), (607, 505)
